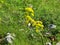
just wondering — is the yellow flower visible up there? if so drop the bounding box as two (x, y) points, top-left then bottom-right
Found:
(36, 24), (42, 27)
(26, 15), (34, 24)
(31, 13), (34, 16)
(35, 21), (44, 30)
(26, 15), (32, 21)
(31, 19), (36, 26)
(37, 24), (44, 29)
(25, 7), (34, 13)
(36, 21), (43, 24)
(31, 19), (35, 23)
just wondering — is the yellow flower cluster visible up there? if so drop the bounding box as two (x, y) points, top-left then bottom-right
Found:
(25, 7), (34, 16)
(36, 21), (44, 28)
(35, 21), (44, 32)
(25, 15), (35, 25)
(25, 7), (34, 13)
(25, 7), (44, 33)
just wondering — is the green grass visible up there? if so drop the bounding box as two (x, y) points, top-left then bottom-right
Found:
(0, 0), (60, 45)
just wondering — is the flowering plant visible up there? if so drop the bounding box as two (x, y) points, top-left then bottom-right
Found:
(25, 7), (44, 33)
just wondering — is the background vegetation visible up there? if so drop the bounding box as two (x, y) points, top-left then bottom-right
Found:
(0, 0), (60, 45)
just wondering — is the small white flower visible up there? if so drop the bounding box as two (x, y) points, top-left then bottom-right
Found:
(46, 42), (52, 45)
(28, 23), (31, 27)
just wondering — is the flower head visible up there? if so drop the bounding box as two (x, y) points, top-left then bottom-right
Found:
(31, 13), (34, 16)
(36, 21), (43, 24)
(25, 7), (34, 13)
(25, 7), (34, 16)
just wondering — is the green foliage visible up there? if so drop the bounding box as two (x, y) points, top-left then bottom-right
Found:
(0, 0), (60, 45)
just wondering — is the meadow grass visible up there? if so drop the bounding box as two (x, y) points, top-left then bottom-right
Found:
(0, 0), (60, 45)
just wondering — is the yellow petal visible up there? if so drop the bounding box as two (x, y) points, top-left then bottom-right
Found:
(25, 7), (34, 13)
(31, 13), (34, 16)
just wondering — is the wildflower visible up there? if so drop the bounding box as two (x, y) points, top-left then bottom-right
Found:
(35, 21), (44, 30)
(31, 19), (35, 23)
(36, 21), (44, 27)
(31, 20), (36, 26)
(25, 7), (34, 13)
(28, 23), (31, 27)
(26, 15), (35, 24)
(25, 7), (34, 16)
(26, 15), (32, 20)
(36, 23), (43, 27)
(40, 25), (44, 30)
(31, 13), (34, 16)
(46, 42), (52, 45)
(25, 5), (44, 32)
(26, 15), (32, 24)
(36, 21), (43, 24)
